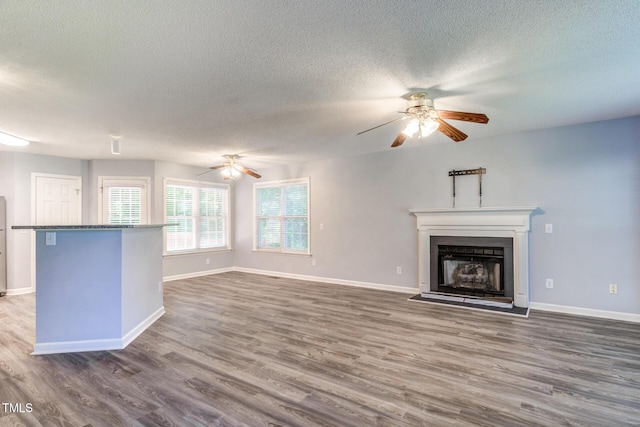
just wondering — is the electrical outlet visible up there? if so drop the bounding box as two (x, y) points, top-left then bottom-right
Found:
(311, 259), (317, 266)
(158, 282), (163, 293)
(545, 224), (553, 233)
(396, 266), (402, 275)
(205, 258), (210, 265)
(320, 223), (324, 231)
(609, 283), (618, 295)
(546, 279), (554, 289)
(45, 232), (56, 246)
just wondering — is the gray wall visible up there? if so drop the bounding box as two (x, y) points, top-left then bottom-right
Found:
(5, 153), (89, 292)
(87, 159), (156, 223)
(153, 161), (235, 278)
(0, 155), (235, 291)
(0, 152), (16, 292)
(87, 159), (235, 278)
(233, 116), (640, 315)
(1, 116), (638, 316)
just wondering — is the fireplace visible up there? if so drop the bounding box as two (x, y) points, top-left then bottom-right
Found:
(410, 207), (536, 308)
(430, 236), (514, 300)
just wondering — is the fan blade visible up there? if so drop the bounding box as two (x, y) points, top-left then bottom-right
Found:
(197, 169), (213, 176)
(209, 164), (227, 170)
(391, 132), (408, 147)
(235, 165), (261, 179)
(437, 110), (489, 124)
(436, 119), (468, 142)
(357, 116), (407, 135)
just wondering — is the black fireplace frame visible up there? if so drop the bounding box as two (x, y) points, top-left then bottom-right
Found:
(429, 236), (514, 299)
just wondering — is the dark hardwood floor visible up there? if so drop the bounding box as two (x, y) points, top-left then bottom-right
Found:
(1, 271), (639, 426)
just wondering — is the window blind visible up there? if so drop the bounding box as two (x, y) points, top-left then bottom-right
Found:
(255, 178), (309, 253)
(100, 177), (149, 225)
(165, 180), (229, 253)
(165, 184), (196, 251)
(199, 186), (227, 248)
(108, 187), (142, 224)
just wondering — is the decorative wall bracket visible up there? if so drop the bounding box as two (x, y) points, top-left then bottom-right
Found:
(448, 167), (486, 207)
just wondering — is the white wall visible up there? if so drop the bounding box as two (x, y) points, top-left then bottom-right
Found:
(233, 116), (640, 315)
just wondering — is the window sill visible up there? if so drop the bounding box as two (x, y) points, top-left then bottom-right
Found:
(252, 250), (311, 257)
(164, 247), (233, 257)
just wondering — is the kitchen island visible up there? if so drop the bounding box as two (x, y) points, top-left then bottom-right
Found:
(12, 224), (170, 355)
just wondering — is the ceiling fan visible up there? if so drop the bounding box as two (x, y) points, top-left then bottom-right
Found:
(200, 154), (261, 179)
(357, 92), (489, 147)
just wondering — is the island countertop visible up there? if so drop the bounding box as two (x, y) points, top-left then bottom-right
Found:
(12, 224), (176, 230)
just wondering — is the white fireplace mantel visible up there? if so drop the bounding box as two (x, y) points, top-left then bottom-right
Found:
(410, 207), (538, 308)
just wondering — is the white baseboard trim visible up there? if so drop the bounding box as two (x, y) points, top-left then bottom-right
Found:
(32, 337), (124, 355)
(233, 267), (419, 294)
(163, 267), (234, 282)
(5, 286), (33, 296)
(121, 306), (165, 348)
(32, 306), (166, 355)
(530, 302), (640, 323)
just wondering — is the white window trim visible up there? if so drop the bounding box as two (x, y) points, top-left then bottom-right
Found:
(98, 176), (151, 224)
(163, 177), (231, 255)
(253, 177), (310, 255)
(163, 247), (233, 258)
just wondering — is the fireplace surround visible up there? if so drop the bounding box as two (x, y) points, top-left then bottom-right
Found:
(410, 207), (537, 308)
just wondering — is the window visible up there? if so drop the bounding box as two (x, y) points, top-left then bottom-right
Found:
(99, 177), (150, 224)
(254, 178), (309, 254)
(164, 179), (229, 253)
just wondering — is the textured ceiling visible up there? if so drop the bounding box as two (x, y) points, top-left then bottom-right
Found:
(1, 1), (639, 170)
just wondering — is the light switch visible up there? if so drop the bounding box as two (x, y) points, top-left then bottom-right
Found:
(545, 224), (553, 233)
(45, 232), (56, 246)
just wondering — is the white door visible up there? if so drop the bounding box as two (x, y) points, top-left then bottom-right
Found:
(34, 174), (82, 225)
(30, 174), (82, 292)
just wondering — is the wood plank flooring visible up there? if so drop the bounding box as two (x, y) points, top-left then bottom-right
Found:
(1, 271), (639, 426)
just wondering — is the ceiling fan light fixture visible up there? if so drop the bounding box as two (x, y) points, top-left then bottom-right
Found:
(401, 119), (419, 137)
(357, 92), (487, 147)
(221, 164), (241, 179)
(419, 118), (439, 138)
